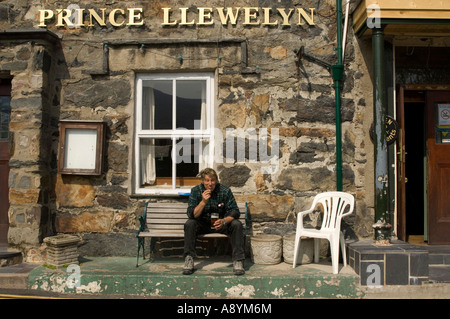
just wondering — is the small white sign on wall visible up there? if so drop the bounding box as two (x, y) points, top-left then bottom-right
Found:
(64, 128), (98, 169)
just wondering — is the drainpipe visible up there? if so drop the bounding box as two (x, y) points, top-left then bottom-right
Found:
(372, 27), (391, 243)
(332, 0), (344, 191)
(296, 1), (344, 191)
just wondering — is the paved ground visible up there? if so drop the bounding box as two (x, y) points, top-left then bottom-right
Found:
(2, 241), (450, 301)
(1, 255), (450, 300)
(25, 256), (365, 298)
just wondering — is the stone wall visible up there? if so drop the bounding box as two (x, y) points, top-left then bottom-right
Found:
(1, 33), (59, 260)
(0, 0), (375, 260)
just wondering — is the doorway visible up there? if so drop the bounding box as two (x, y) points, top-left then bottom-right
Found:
(403, 91), (427, 243)
(0, 78), (11, 246)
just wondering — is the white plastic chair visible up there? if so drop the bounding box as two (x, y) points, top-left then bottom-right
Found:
(292, 192), (354, 274)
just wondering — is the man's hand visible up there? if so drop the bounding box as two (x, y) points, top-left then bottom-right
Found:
(193, 190), (211, 218)
(213, 218), (226, 230)
(202, 190), (211, 203)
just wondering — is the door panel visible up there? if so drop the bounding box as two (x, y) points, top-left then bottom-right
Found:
(437, 164), (450, 221)
(427, 91), (450, 244)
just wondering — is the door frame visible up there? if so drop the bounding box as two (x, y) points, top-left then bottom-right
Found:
(396, 85), (406, 241)
(396, 85), (450, 244)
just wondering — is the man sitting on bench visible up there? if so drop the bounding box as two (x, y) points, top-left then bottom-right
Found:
(183, 168), (245, 276)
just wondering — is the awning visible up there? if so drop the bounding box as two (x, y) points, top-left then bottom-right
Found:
(353, 0), (450, 37)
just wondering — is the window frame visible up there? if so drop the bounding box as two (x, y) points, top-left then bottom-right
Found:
(134, 73), (215, 195)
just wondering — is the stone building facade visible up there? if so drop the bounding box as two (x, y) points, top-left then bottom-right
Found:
(0, 0), (377, 261)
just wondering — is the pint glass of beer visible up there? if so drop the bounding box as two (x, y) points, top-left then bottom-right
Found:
(211, 213), (219, 227)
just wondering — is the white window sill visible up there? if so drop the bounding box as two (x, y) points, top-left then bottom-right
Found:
(134, 188), (191, 196)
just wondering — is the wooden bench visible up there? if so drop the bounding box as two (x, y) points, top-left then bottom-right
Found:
(136, 202), (248, 267)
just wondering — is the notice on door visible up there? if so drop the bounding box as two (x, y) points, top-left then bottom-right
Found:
(438, 104), (450, 126)
(437, 104), (450, 144)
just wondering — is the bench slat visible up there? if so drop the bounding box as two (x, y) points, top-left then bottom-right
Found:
(147, 203), (189, 207)
(146, 219), (245, 227)
(146, 211), (245, 216)
(139, 231), (229, 238)
(147, 214), (189, 219)
(147, 210), (246, 215)
(146, 208), (187, 213)
(147, 205), (244, 209)
(139, 231), (185, 237)
(147, 215), (243, 220)
(146, 204), (246, 212)
(148, 219), (187, 224)
(148, 224), (184, 230)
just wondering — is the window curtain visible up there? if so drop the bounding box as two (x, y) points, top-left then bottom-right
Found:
(140, 87), (156, 185)
(198, 82), (209, 171)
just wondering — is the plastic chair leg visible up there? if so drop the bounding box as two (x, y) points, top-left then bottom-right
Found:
(313, 238), (320, 264)
(330, 237), (339, 275)
(292, 235), (301, 268)
(340, 232), (347, 267)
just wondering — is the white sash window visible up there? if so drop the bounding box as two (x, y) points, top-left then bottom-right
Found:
(134, 73), (214, 195)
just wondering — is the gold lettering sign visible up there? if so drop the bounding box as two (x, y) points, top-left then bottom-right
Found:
(38, 7), (315, 28)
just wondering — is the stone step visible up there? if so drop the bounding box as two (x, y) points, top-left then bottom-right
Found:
(0, 262), (38, 289)
(347, 240), (430, 285)
(28, 256), (363, 298)
(0, 249), (22, 267)
(425, 246), (450, 265)
(0, 248), (27, 289)
(428, 253), (450, 265)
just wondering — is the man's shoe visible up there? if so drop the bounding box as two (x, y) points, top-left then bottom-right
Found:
(233, 260), (245, 276)
(183, 255), (194, 275)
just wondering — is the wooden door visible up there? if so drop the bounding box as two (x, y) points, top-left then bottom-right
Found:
(0, 143), (8, 245)
(396, 86), (407, 241)
(0, 81), (11, 245)
(427, 91), (450, 244)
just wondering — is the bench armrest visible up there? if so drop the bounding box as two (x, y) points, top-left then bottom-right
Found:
(244, 202), (248, 236)
(136, 202), (148, 237)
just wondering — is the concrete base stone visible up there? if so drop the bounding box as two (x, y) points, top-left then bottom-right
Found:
(44, 235), (80, 268)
